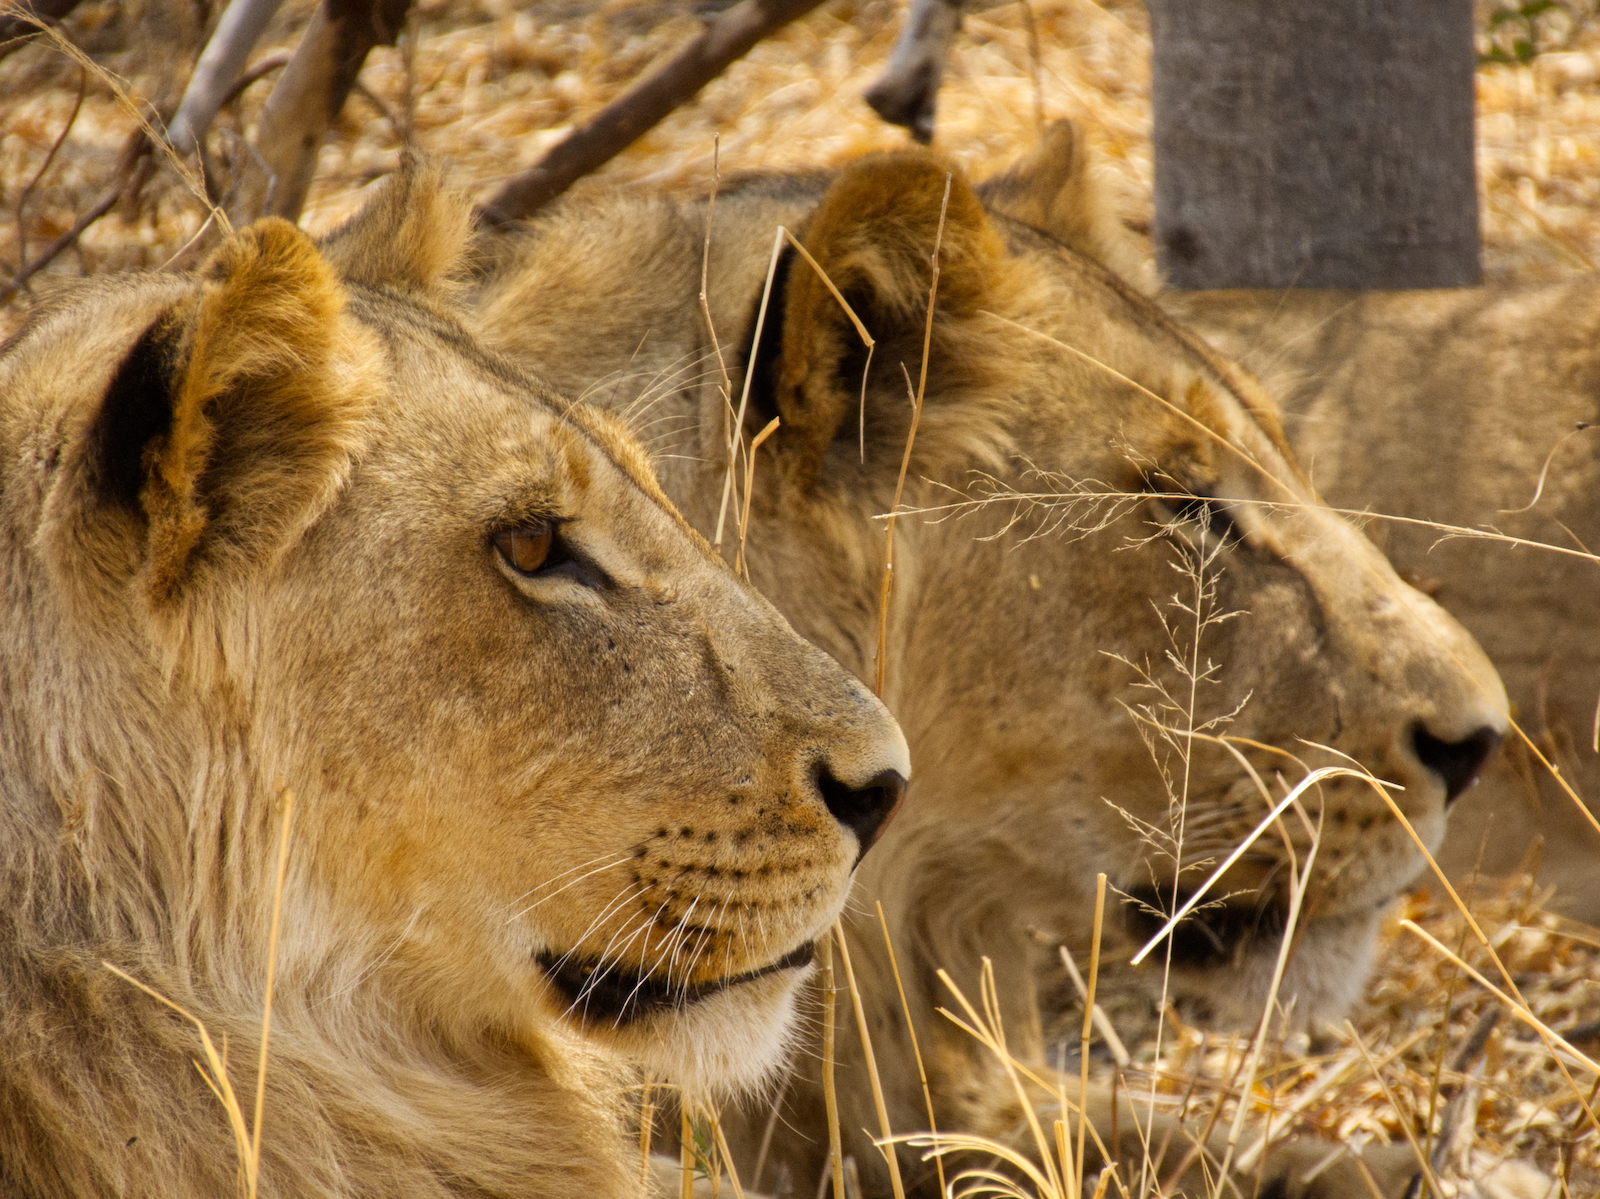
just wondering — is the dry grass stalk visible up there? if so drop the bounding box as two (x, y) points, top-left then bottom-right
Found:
(820, 934), (846, 1199)
(639, 1075), (657, 1189)
(1346, 1022), (1447, 1198)
(698, 132), (734, 449)
(1057, 946), (1130, 1068)
(714, 225), (782, 551)
(873, 171), (950, 697)
(1399, 921), (1600, 1076)
(734, 414), (780, 578)
(776, 227), (877, 460)
(99, 787), (296, 1199)
(681, 1102), (695, 1199)
(251, 786), (295, 1182)
(833, 920), (907, 1199)
(877, 900), (947, 1198)
(710, 1115), (749, 1199)
(1075, 872), (1106, 1197)
(101, 962), (258, 1193)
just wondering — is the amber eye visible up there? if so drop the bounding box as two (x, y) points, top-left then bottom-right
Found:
(493, 523), (555, 575)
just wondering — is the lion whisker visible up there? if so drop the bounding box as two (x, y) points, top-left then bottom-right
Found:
(501, 852), (634, 922)
(543, 882), (650, 982)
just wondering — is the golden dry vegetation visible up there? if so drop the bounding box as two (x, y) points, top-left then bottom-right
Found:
(3, 1), (1599, 1195)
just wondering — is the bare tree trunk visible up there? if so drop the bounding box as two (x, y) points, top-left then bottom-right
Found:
(477, 0), (828, 227)
(862, 0), (961, 144)
(233, 0), (408, 224)
(1148, 0), (1480, 290)
(168, 0), (289, 155)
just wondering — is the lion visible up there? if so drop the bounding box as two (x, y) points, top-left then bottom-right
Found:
(0, 163), (911, 1199)
(1164, 284), (1600, 924)
(468, 125), (1508, 1197)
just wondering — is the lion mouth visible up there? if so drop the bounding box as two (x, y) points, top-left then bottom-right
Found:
(536, 941), (816, 1025)
(1122, 886), (1287, 969)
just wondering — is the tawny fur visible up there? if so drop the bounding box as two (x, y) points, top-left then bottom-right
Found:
(0, 166), (909, 1199)
(469, 130), (1507, 1198)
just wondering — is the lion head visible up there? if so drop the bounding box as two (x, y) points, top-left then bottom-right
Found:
(472, 126), (1507, 1196)
(0, 166), (907, 1199)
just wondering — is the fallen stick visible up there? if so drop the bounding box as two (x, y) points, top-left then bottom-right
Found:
(477, 0), (829, 227)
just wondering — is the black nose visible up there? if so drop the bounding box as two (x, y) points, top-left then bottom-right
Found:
(815, 765), (906, 863)
(1411, 724), (1503, 805)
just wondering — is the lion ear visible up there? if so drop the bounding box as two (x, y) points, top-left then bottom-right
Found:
(978, 120), (1153, 290)
(317, 154), (473, 294)
(73, 218), (377, 604)
(771, 152), (1005, 488)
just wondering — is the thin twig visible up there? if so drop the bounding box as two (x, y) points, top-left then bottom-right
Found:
(2, 167), (126, 303)
(13, 63), (85, 276)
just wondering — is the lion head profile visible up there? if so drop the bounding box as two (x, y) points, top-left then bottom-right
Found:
(471, 123), (1507, 1197)
(0, 165), (908, 1199)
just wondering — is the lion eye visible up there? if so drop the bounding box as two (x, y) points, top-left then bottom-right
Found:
(494, 523), (556, 575)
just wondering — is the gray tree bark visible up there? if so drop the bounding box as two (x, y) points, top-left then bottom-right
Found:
(168, 0), (289, 155)
(1148, 0), (1480, 290)
(232, 0), (409, 223)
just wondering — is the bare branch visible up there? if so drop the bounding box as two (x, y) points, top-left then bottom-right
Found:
(13, 64), (86, 274)
(167, 0), (289, 155)
(477, 0), (829, 227)
(0, 0), (82, 63)
(1, 127), (152, 305)
(232, 0), (409, 224)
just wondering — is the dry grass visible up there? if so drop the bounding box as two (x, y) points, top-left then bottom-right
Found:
(1076, 875), (1600, 1196)
(5, 2), (1600, 1196)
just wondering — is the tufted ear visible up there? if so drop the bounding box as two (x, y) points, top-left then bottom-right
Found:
(978, 120), (1152, 290)
(66, 218), (378, 605)
(317, 155), (474, 295)
(769, 152), (1005, 489)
